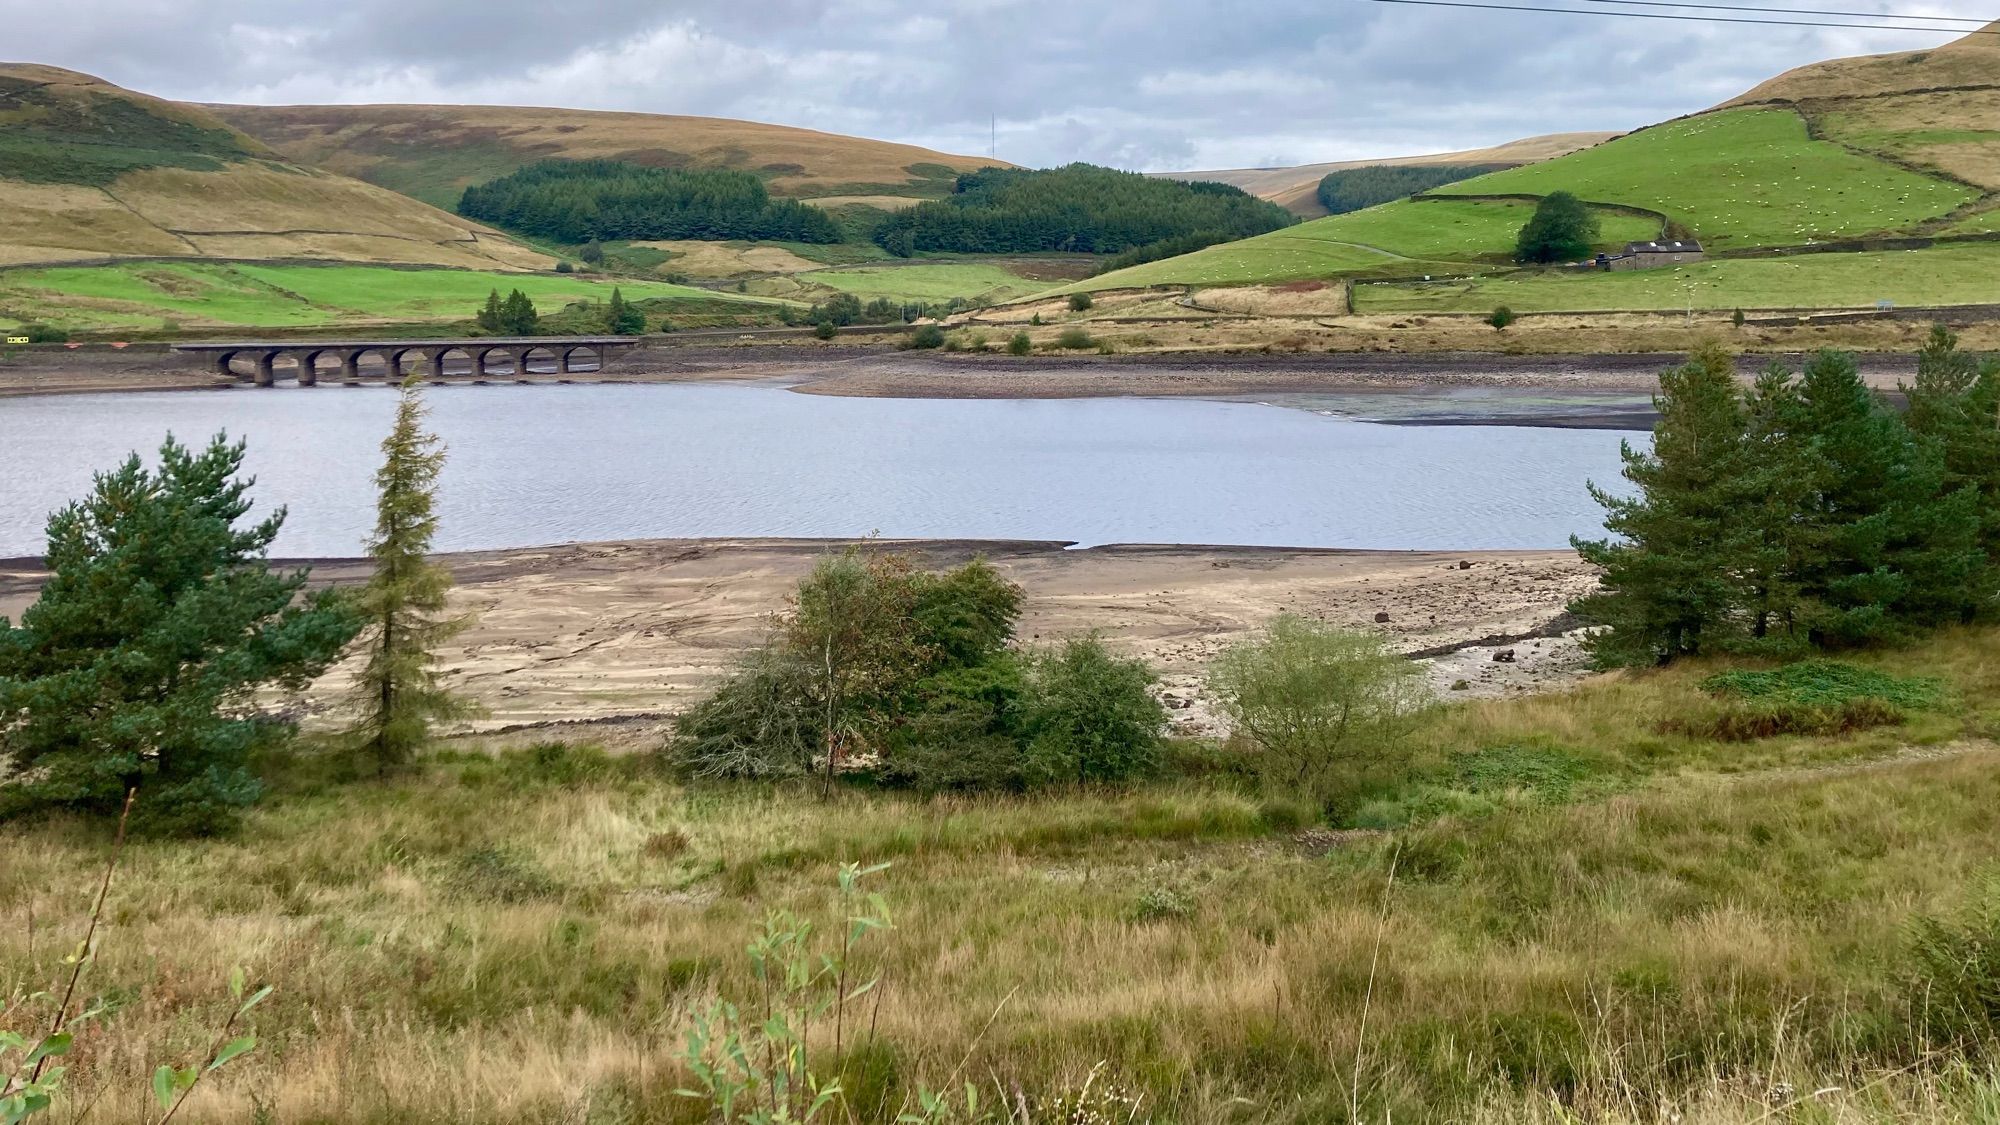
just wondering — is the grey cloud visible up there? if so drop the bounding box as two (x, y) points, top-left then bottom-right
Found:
(1, 0), (1989, 170)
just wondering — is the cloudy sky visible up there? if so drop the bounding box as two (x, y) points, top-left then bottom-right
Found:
(5, 0), (1992, 171)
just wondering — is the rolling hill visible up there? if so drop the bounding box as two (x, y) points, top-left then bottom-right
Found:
(1423, 106), (1978, 250)
(1722, 19), (2000, 205)
(1160, 132), (1619, 216)
(207, 103), (1006, 212)
(1071, 22), (2000, 310)
(0, 63), (550, 271)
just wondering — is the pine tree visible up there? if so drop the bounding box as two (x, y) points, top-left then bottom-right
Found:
(1767, 350), (1981, 645)
(1572, 344), (1756, 665)
(1735, 362), (1817, 642)
(606, 286), (645, 335)
(476, 288), (504, 333)
(349, 379), (478, 773)
(1901, 325), (2000, 620)
(0, 435), (360, 832)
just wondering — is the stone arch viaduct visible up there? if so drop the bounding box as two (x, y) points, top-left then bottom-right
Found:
(170, 337), (639, 386)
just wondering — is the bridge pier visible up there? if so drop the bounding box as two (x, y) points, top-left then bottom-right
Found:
(253, 353), (276, 388)
(295, 352), (319, 387)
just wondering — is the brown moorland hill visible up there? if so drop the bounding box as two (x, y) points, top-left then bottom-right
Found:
(208, 102), (1007, 211)
(0, 64), (549, 270)
(1157, 132), (1620, 217)
(1726, 19), (2000, 105)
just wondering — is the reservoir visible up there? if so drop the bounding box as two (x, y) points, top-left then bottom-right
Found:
(0, 383), (1640, 557)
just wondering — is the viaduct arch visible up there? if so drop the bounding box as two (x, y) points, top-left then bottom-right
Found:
(175, 337), (636, 387)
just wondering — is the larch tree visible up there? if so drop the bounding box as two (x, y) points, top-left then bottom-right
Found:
(476, 288), (504, 333)
(349, 378), (477, 772)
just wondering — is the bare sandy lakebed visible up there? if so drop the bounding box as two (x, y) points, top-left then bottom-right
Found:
(0, 539), (1600, 747)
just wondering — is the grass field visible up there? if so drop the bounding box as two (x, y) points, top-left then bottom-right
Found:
(1305, 198), (1662, 261)
(804, 263), (1052, 303)
(0, 261), (785, 333)
(1430, 108), (1979, 250)
(1066, 236), (1445, 293)
(1066, 198), (1661, 294)
(7, 627), (2000, 1122)
(1354, 241), (2000, 314)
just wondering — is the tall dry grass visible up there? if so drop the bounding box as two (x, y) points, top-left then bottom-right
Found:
(4, 631), (2000, 1121)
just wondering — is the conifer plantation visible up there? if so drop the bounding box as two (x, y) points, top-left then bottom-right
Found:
(458, 159), (842, 244)
(871, 164), (1295, 257)
(348, 378), (476, 772)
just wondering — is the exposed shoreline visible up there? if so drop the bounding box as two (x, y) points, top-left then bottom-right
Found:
(0, 343), (1923, 433)
(0, 537), (1601, 742)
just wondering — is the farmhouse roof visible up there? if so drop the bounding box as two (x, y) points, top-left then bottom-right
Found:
(1623, 240), (1702, 254)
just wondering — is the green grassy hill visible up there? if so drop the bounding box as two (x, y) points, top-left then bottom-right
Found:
(0, 261), (789, 335)
(1059, 24), (2000, 312)
(1426, 107), (1978, 250)
(1064, 197), (1662, 293)
(1357, 241), (2000, 315)
(0, 64), (551, 272)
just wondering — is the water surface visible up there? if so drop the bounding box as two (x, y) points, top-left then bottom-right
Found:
(0, 383), (1639, 556)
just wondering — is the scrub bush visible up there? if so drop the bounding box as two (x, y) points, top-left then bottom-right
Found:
(1022, 636), (1167, 785)
(1207, 616), (1433, 813)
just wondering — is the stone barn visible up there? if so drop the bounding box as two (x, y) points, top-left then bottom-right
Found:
(1596, 240), (1705, 271)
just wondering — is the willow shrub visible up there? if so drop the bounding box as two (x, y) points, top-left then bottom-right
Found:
(1207, 615), (1434, 815)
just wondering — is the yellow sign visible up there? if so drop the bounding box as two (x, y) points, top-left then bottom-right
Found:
(4, 336), (27, 345)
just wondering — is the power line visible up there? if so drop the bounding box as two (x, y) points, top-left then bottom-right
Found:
(1575, 0), (1989, 24)
(1362, 0), (2000, 33)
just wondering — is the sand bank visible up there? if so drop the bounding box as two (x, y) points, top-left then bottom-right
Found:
(1, 538), (1601, 746)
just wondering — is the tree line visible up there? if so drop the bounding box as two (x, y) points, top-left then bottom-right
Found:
(1315, 163), (1505, 215)
(458, 159), (843, 245)
(870, 164), (1295, 257)
(1575, 328), (2000, 665)
(473, 287), (646, 336)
